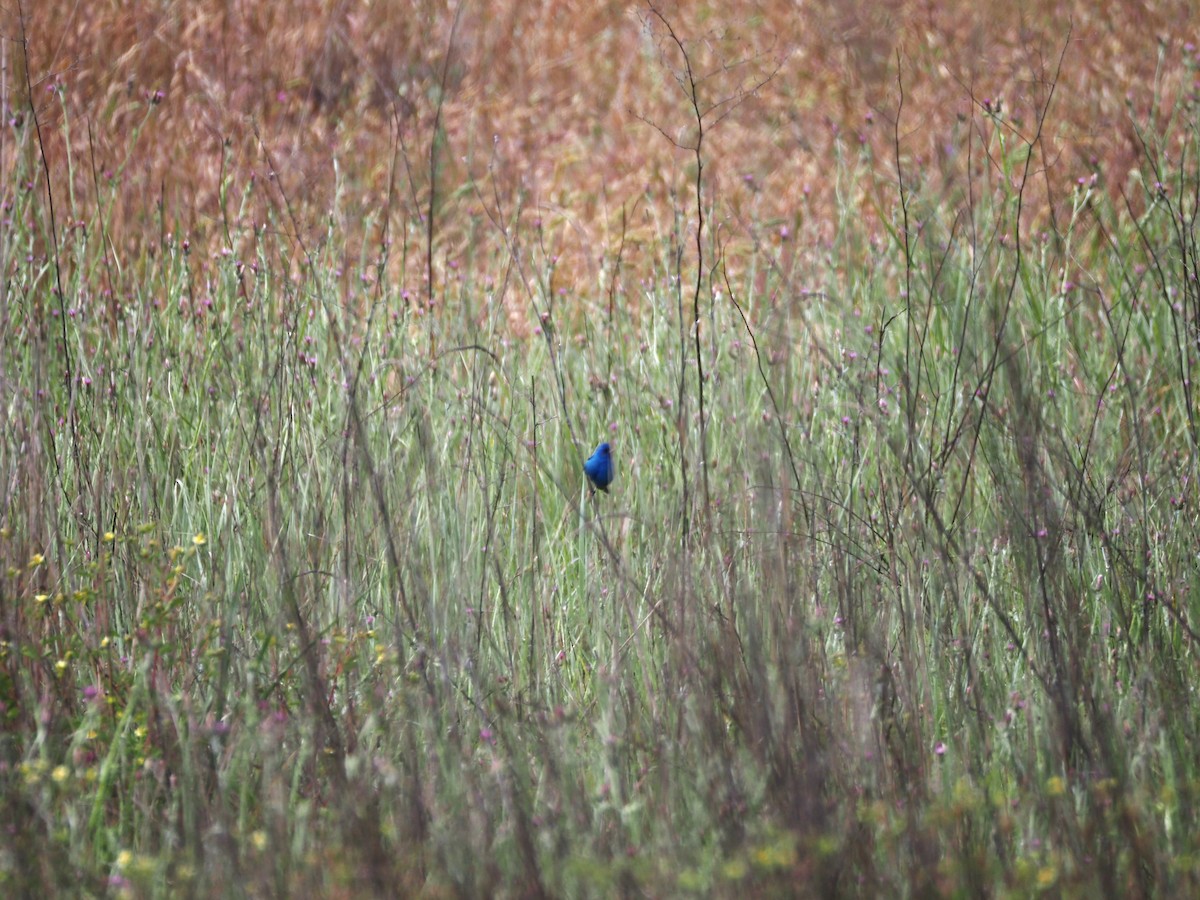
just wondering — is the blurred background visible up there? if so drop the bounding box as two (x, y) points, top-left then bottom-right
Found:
(7, 0), (1195, 312)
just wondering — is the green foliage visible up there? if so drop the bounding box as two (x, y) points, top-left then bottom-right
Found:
(2, 34), (1200, 900)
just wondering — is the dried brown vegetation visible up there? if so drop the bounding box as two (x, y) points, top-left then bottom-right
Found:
(6, 0), (1195, 302)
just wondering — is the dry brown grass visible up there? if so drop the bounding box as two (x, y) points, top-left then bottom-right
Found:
(5, 0), (1196, 309)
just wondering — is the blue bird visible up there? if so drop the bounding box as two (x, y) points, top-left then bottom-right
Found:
(583, 442), (614, 494)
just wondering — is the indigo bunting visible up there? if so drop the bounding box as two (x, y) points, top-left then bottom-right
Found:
(583, 442), (614, 494)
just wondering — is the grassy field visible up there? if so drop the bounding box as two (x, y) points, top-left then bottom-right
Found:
(3, 1), (1200, 896)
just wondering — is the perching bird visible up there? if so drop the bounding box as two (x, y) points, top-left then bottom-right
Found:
(583, 442), (614, 494)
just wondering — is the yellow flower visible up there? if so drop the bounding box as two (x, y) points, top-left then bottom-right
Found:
(721, 858), (748, 881)
(29, 553), (45, 567)
(51, 765), (70, 784)
(35, 594), (49, 605)
(103, 531), (116, 542)
(250, 830), (269, 851)
(193, 533), (206, 546)
(1046, 776), (1066, 797)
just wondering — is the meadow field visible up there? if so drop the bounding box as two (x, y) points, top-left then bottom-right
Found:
(2, 0), (1199, 895)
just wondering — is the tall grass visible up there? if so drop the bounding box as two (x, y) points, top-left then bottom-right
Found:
(2, 7), (1200, 897)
